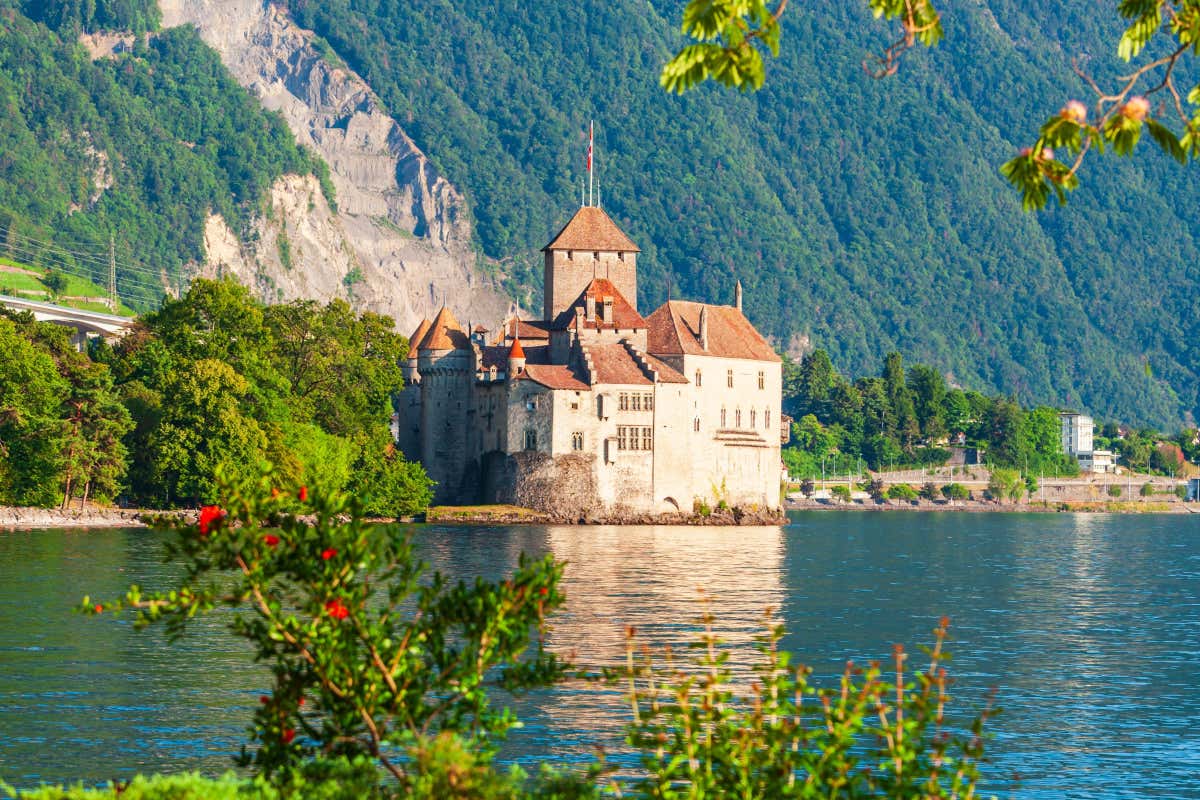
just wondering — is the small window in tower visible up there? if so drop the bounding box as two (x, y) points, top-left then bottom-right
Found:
(758, 371), (765, 390)
(524, 429), (537, 451)
(694, 417), (701, 432)
(572, 431), (584, 451)
(695, 370), (702, 387)
(765, 408), (771, 429)
(736, 408), (742, 428)
(720, 406), (727, 427)
(751, 409), (757, 428)
(526, 396), (538, 411)
(727, 369), (734, 388)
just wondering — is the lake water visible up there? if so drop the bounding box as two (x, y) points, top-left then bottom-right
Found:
(1, 512), (1199, 797)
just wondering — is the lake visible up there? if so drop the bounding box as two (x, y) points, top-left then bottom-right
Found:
(1, 512), (1198, 797)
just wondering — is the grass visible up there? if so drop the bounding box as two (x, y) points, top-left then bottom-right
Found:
(426, 504), (546, 521)
(0, 272), (49, 294)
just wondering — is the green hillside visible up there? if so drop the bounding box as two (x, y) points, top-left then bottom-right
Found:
(285, 0), (1199, 427)
(0, 1), (332, 310)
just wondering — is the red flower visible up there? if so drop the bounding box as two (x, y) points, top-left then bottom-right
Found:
(298, 697), (305, 707)
(281, 728), (296, 744)
(321, 547), (337, 561)
(538, 587), (548, 597)
(264, 534), (280, 547)
(324, 599), (350, 620)
(198, 505), (225, 536)
(298, 486), (309, 502)
(94, 604), (103, 614)
(259, 695), (269, 704)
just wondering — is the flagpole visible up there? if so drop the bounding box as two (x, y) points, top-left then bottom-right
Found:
(588, 120), (594, 207)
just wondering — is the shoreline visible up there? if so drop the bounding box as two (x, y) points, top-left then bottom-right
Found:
(0, 506), (150, 530)
(785, 498), (1196, 514)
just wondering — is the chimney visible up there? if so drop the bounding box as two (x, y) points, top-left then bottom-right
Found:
(586, 294), (596, 322)
(734, 280), (743, 312)
(699, 306), (709, 351)
(602, 296), (613, 323)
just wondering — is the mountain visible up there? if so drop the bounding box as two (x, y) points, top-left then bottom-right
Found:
(278, 0), (1200, 428)
(0, 0), (511, 330)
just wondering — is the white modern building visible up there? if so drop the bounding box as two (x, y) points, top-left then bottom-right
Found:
(1060, 412), (1117, 474)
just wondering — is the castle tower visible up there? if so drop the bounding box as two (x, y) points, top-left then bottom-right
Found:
(396, 318), (431, 459)
(507, 334), (526, 375)
(542, 206), (640, 321)
(417, 306), (474, 503)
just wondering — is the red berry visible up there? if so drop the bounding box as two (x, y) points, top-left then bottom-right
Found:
(281, 728), (296, 744)
(298, 486), (309, 502)
(321, 547), (337, 561)
(264, 534), (280, 547)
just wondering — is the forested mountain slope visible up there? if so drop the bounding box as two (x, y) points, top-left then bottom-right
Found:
(0, 0), (328, 307)
(284, 0), (1200, 427)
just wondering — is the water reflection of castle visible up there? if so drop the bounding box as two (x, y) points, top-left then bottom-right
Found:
(534, 525), (787, 752)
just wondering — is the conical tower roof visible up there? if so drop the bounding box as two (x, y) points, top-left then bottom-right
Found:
(408, 318), (432, 352)
(418, 306), (471, 351)
(508, 335), (526, 360)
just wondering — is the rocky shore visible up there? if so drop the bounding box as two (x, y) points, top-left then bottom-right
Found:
(425, 504), (788, 526)
(0, 506), (149, 530)
(785, 497), (1194, 514)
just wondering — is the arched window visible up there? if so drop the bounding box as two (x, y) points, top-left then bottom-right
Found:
(695, 369), (702, 387)
(735, 408), (742, 428)
(720, 406), (727, 427)
(694, 417), (701, 432)
(750, 409), (757, 428)
(765, 408), (771, 429)
(524, 429), (537, 451)
(571, 431), (584, 450)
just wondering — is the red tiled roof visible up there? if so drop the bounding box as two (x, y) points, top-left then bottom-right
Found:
(587, 343), (653, 385)
(418, 306), (471, 351)
(408, 318), (431, 348)
(509, 336), (526, 359)
(646, 301), (780, 362)
(551, 278), (646, 330)
(520, 364), (590, 391)
(542, 206), (640, 252)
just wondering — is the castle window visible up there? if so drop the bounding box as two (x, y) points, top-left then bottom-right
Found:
(643, 392), (654, 410)
(765, 408), (771, 429)
(524, 429), (537, 451)
(727, 369), (734, 388)
(642, 427), (653, 450)
(572, 431), (584, 451)
(720, 406), (727, 427)
(694, 417), (701, 432)
(750, 409), (757, 428)
(758, 371), (765, 390)
(526, 396), (539, 411)
(632, 393), (642, 411)
(617, 427), (628, 451)
(736, 408), (742, 428)
(619, 392), (629, 411)
(695, 370), (702, 387)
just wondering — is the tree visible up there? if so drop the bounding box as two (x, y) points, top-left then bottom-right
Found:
(148, 358), (270, 505)
(792, 413), (835, 456)
(907, 363), (947, 441)
(988, 467), (1024, 503)
(794, 349), (839, 419)
(664, 0), (1200, 210)
(0, 316), (67, 506)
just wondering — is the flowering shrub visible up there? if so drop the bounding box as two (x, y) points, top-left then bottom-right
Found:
(80, 470), (568, 793)
(608, 597), (993, 799)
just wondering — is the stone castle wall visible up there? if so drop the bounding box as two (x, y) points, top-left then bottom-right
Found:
(543, 249), (637, 319)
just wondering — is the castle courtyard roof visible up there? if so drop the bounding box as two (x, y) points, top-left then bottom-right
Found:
(418, 306), (472, 351)
(520, 364), (590, 391)
(587, 343), (653, 385)
(542, 206), (640, 253)
(646, 301), (781, 362)
(551, 278), (647, 331)
(492, 318), (550, 344)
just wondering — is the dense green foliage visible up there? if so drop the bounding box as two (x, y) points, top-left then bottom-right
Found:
(283, 0), (1200, 427)
(0, 6), (330, 309)
(782, 348), (1079, 477)
(0, 313), (130, 507)
(0, 279), (432, 513)
(22, 0), (161, 34)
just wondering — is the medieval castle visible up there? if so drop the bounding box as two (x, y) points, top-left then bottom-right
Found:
(397, 204), (784, 516)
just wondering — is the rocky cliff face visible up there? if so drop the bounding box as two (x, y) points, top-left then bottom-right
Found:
(157, 0), (514, 335)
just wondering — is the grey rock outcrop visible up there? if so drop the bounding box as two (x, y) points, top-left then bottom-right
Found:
(158, 0), (514, 331)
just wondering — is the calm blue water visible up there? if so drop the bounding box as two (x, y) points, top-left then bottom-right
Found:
(1, 512), (1198, 797)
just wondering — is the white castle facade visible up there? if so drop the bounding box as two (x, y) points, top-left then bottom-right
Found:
(397, 205), (784, 516)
